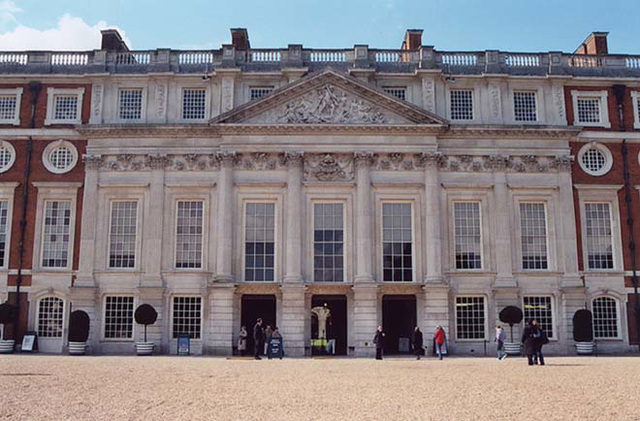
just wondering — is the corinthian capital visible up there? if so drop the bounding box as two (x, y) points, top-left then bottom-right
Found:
(417, 152), (445, 168)
(281, 151), (304, 168)
(215, 151), (237, 168)
(354, 151), (375, 168)
(83, 154), (103, 170)
(145, 154), (170, 170)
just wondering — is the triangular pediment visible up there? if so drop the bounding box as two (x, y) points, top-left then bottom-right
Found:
(210, 70), (447, 126)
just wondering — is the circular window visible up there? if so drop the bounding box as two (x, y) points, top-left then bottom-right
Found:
(0, 141), (16, 173)
(43, 140), (78, 174)
(577, 143), (612, 176)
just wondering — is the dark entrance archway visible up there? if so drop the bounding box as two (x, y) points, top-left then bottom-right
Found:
(382, 295), (417, 355)
(311, 295), (347, 356)
(241, 294), (276, 353)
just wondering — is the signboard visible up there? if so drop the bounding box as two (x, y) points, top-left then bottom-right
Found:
(21, 331), (37, 352)
(267, 337), (283, 359)
(177, 334), (190, 356)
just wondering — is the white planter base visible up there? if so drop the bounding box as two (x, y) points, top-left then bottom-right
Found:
(0, 339), (14, 354)
(68, 341), (87, 355)
(504, 342), (522, 356)
(136, 342), (154, 355)
(575, 341), (594, 355)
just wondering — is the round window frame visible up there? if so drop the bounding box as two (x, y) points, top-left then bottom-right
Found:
(0, 140), (16, 174)
(577, 142), (613, 177)
(42, 140), (78, 175)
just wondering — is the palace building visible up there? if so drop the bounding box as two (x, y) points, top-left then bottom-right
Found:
(0, 28), (639, 355)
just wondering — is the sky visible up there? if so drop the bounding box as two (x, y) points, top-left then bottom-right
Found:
(0, 0), (639, 53)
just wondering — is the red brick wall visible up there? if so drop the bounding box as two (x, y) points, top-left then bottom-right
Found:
(565, 86), (640, 132)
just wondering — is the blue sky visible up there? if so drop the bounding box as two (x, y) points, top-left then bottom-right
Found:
(0, 0), (639, 53)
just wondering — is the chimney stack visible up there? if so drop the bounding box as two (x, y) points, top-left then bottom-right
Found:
(231, 28), (250, 51)
(100, 29), (129, 52)
(574, 32), (609, 55)
(402, 29), (423, 50)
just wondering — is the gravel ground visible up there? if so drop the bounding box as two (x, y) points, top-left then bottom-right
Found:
(0, 355), (639, 421)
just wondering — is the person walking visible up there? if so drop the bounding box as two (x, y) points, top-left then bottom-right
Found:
(373, 326), (386, 360)
(253, 318), (264, 360)
(264, 325), (273, 356)
(495, 325), (507, 361)
(434, 326), (446, 360)
(521, 319), (539, 366)
(237, 326), (248, 357)
(411, 326), (424, 360)
(533, 320), (547, 366)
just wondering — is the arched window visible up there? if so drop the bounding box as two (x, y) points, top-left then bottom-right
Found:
(592, 297), (619, 339)
(37, 297), (64, 338)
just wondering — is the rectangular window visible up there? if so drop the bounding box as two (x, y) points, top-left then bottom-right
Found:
(514, 91), (537, 122)
(118, 89), (143, 120)
(53, 95), (79, 121)
(593, 297), (619, 338)
(520, 203), (548, 270)
(41, 200), (72, 268)
(249, 86), (274, 100)
(245, 202), (275, 281)
(182, 89), (206, 120)
(523, 296), (553, 338)
(456, 296), (485, 340)
(313, 203), (344, 282)
(109, 201), (138, 268)
(37, 297), (64, 338)
(382, 203), (413, 282)
(576, 97), (601, 124)
(104, 296), (134, 339)
(585, 203), (614, 270)
(383, 87), (406, 101)
(175, 201), (203, 269)
(450, 89), (473, 120)
(0, 95), (17, 121)
(0, 200), (7, 267)
(172, 296), (202, 339)
(453, 202), (482, 269)
(636, 96), (640, 125)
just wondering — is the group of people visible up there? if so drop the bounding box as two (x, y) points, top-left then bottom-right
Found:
(494, 319), (548, 365)
(236, 318), (284, 360)
(373, 325), (448, 360)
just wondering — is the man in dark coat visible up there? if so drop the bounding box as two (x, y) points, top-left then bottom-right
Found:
(521, 319), (540, 366)
(533, 320), (547, 366)
(253, 318), (264, 360)
(373, 326), (386, 360)
(411, 326), (424, 360)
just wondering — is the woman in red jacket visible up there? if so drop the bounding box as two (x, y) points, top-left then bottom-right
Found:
(434, 326), (447, 360)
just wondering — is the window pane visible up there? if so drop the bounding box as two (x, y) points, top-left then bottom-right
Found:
(109, 201), (138, 268)
(313, 203), (344, 282)
(382, 203), (412, 282)
(175, 201), (203, 268)
(0, 95), (17, 120)
(245, 202), (275, 281)
(41, 201), (72, 268)
(454, 202), (482, 269)
(0, 200), (8, 267)
(37, 297), (64, 338)
(456, 296), (485, 339)
(172, 296), (202, 339)
(585, 203), (614, 269)
(577, 97), (601, 123)
(119, 89), (143, 120)
(450, 90), (473, 120)
(514, 91), (537, 122)
(53, 95), (78, 120)
(523, 296), (553, 338)
(383, 87), (406, 101)
(249, 87), (274, 100)
(593, 297), (618, 338)
(182, 89), (206, 119)
(520, 203), (548, 270)
(104, 296), (134, 339)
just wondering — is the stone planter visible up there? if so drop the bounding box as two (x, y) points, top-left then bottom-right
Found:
(136, 342), (154, 356)
(575, 341), (594, 355)
(68, 341), (87, 355)
(504, 342), (521, 356)
(0, 339), (14, 354)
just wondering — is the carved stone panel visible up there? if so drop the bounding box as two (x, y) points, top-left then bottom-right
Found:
(303, 153), (355, 181)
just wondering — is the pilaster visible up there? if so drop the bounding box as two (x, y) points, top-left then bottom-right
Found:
(76, 155), (102, 287)
(280, 284), (307, 356)
(283, 152), (304, 283)
(141, 155), (168, 287)
(352, 283), (378, 357)
(354, 152), (375, 283)
(422, 284), (450, 343)
(421, 152), (445, 284)
(207, 283), (235, 355)
(215, 151), (236, 282)
(557, 162), (581, 287)
(493, 171), (516, 288)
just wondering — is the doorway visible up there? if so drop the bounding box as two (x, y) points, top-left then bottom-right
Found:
(241, 295), (276, 353)
(311, 295), (347, 356)
(382, 295), (417, 355)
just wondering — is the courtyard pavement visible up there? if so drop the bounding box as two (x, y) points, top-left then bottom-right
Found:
(0, 354), (639, 420)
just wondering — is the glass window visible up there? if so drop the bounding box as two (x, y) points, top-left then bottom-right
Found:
(585, 203), (614, 270)
(109, 201), (138, 268)
(249, 87), (274, 100)
(245, 202), (275, 281)
(453, 202), (482, 269)
(0, 142), (14, 172)
(514, 91), (537, 122)
(104, 296), (134, 339)
(172, 296), (202, 339)
(576, 97), (601, 123)
(48, 145), (76, 172)
(41, 201), (72, 268)
(456, 296), (485, 340)
(53, 95), (79, 121)
(37, 297), (64, 338)
(383, 87), (406, 101)
(520, 203), (548, 270)
(450, 89), (473, 120)
(0, 200), (7, 267)
(118, 89), (143, 120)
(382, 203), (413, 282)
(523, 296), (553, 338)
(175, 201), (204, 269)
(592, 297), (619, 338)
(313, 203), (344, 282)
(182, 89), (206, 119)
(0, 94), (17, 120)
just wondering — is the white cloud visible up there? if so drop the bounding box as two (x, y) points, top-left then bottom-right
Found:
(0, 14), (131, 51)
(0, 0), (22, 26)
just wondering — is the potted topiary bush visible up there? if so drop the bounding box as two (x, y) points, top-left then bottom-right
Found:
(0, 302), (17, 353)
(499, 305), (524, 356)
(573, 309), (594, 355)
(134, 304), (157, 355)
(68, 310), (90, 355)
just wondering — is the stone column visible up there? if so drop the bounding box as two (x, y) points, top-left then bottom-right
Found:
(493, 168), (516, 288)
(283, 152), (304, 283)
(354, 152), (375, 283)
(422, 152), (444, 284)
(280, 284), (307, 356)
(215, 151), (236, 282)
(141, 155), (167, 287)
(76, 155), (102, 287)
(556, 157), (581, 286)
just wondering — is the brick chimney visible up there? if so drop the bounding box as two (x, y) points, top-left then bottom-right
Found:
(401, 29), (423, 50)
(574, 32), (609, 55)
(100, 29), (129, 52)
(231, 28), (250, 51)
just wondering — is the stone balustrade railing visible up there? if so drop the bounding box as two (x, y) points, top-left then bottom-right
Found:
(0, 46), (639, 76)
